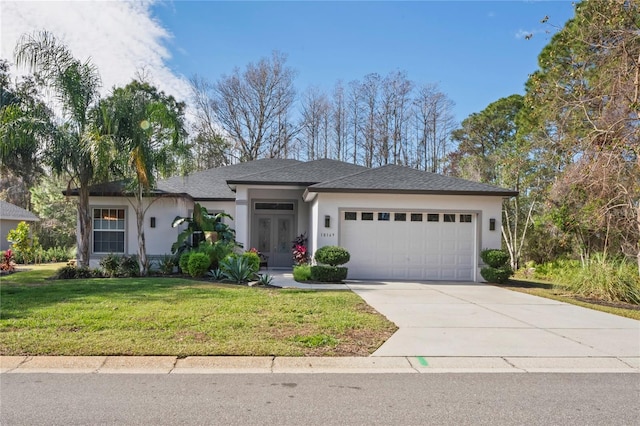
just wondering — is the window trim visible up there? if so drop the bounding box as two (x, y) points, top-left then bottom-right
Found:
(92, 206), (127, 254)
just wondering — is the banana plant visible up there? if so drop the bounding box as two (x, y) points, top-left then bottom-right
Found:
(171, 203), (236, 255)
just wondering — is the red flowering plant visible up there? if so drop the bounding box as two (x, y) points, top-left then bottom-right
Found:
(1, 249), (16, 272)
(291, 233), (309, 265)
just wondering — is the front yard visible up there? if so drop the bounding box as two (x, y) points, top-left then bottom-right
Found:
(0, 264), (397, 356)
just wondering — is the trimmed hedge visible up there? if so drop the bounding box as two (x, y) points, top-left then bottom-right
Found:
(314, 246), (350, 266)
(310, 265), (348, 282)
(480, 249), (510, 268)
(179, 252), (191, 274)
(187, 252), (211, 278)
(480, 266), (513, 284)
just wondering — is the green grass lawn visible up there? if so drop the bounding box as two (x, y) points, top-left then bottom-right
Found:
(0, 264), (397, 356)
(496, 279), (640, 321)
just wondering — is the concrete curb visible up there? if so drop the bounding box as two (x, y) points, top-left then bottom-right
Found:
(2, 356), (638, 374)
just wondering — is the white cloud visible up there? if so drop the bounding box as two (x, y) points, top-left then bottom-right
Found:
(0, 0), (191, 103)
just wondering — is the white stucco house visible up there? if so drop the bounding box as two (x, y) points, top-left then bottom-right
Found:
(0, 200), (39, 251)
(66, 158), (518, 281)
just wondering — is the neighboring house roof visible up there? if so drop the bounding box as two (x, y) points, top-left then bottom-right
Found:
(308, 164), (519, 196)
(158, 158), (301, 200)
(0, 200), (39, 222)
(226, 158), (368, 187)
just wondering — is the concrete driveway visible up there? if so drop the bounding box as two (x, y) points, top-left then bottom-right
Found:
(347, 281), (640, 359)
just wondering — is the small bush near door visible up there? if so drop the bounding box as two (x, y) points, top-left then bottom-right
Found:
(293, 264), (311, 281)
(310, 266), (348, 282)
(312, 245), (350, 282)
(314, 246), (350, 266)
(187, 252), (211, 278)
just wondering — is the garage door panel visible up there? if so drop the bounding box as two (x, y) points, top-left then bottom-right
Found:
(341, 210), (475, 281)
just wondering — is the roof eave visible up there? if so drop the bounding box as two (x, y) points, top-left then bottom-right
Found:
(308, 188), (519, 197)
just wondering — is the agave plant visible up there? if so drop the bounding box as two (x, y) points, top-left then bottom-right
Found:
(207, 268), (225, 282)
(219, 256), (255, 284)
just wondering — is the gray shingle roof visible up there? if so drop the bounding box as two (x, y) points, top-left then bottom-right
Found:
(158, 158), (301, 200)
(226, 158), (367, 186)
(63, 180), (173, 197)
(0, 200), (39, 221)
(308, 164), (518, 196)
(63, 159), (517, 199)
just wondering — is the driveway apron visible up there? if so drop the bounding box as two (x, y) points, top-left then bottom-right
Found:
(347, 281), (640, 358)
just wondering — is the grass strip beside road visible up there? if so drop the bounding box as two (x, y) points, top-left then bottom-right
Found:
(0, 265), (397, 357)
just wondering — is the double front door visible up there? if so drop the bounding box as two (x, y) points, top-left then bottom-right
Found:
(253, 214), (294, 267)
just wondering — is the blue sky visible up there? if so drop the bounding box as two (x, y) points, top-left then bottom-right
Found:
(152, 1), (576, 122)
(2, 1), (576, 124)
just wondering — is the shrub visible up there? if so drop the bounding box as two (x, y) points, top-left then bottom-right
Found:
(179, 252), (192, 274)
(293, 264), (311, 282)
(158, 255), (177, 275)
(314, 246), (350, 266)
(7, 221), (38, 264)
(480, 249), (510, 268)
(480, 249), (512, 284)
(220, 255), (255, 283)
(291, 233), (310, 265)
(196, 241), (235, 270)
(310, 265), (348, 282)
(100, 253), (121, 277)
(242, 251), (260, 274)
(55, 265), (79, 279)
(54, 265), (103, 280)
(187, 252), (211, 278)
(99, 254), (139, 277)
(1, 249), (16, 272)
(118, 255), (139, 277)
(480, 266), (513, 284)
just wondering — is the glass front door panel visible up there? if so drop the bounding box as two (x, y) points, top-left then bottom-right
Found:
(277, 217), (292, 253)
(257, 217), (271, 253)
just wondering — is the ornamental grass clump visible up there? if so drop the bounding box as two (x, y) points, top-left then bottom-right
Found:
(562, 254), (640, 304)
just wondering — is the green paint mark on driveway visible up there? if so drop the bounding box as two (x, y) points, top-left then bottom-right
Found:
(416, 356), (428, 367)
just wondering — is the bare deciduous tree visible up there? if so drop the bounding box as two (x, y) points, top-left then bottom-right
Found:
(213, 51), (296, 161)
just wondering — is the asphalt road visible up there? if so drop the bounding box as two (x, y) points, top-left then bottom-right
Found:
(1, 373), (638, 425)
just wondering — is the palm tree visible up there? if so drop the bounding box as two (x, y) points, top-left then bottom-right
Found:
(100, 80), (188, 275)
(0, 60), (54, 209)
(14, 31), (109, 267)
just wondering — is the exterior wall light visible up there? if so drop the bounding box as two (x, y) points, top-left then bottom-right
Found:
(150, 217), (156, 228)
(489, 218), (496, 231)
(324, 215), (331, 228)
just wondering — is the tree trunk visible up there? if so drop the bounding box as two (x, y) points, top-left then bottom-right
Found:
(77, 185), (91, 267)
(135, 190), (148, 276)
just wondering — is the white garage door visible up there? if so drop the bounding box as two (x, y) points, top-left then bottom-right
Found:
(340, 210), (476, 281)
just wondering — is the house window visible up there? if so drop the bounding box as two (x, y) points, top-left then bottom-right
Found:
(444, 214), (456, 223)
(394, 213), (406, 221)
(361, 212), (374, 221)
(344, 212), (357, 221)
(427, 213), (439, 222)
(378, 212), (390, 221)
(255, 202), (294, 211)
(93, 208), (125, 253)
(460, 214), (472, 223)
(410, 213), (423, 222)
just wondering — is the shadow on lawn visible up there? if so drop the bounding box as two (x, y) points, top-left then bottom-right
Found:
(0, 275), (233, 320)
(502, 278), (555, 290)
